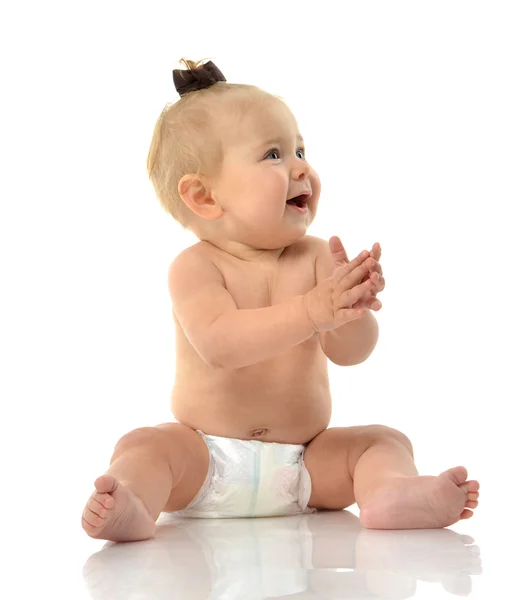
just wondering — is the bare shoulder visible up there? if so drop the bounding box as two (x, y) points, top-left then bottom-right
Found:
(168, 241), (218, 268)
(292, 234), (326, 262)
(168, 237), (324, 280)
(167, 242), (225, 291)
(302, 234), (328, 254)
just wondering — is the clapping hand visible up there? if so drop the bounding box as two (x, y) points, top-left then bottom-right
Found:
(329, 236), (384, 313)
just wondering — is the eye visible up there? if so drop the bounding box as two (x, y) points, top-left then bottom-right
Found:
(265, 149), (280, 160)
(264, 147), (306, 160)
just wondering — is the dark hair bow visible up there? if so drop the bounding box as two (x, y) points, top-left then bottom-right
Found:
(172, 61), (226, 96)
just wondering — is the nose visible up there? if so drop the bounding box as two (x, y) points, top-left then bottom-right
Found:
(292, 160), (310, 180)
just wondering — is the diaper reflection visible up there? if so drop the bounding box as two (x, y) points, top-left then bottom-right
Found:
(83, 510), (482, 599)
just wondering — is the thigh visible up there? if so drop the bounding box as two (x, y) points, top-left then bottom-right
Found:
(154, 422), (211, 512)
(303, 425), (388, 510)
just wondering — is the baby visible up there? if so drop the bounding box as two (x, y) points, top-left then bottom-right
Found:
(81, 59), (479, 543)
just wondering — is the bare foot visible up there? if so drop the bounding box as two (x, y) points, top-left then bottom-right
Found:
(81, 474), (156, 542)
(359, 466), (480, 530)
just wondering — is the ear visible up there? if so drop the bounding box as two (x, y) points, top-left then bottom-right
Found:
(178, 174), (223, 220)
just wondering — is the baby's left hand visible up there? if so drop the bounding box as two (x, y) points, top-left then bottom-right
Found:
(329, 237), (385, 312)
(355, 242), (384, 311)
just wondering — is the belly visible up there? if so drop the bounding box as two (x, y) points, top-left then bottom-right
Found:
(171, 335), (332, 444)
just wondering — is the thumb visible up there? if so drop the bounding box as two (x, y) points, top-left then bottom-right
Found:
(329, 236), (350, 267)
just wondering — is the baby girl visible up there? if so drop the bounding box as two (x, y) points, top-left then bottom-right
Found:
(81, 59), (479, 542)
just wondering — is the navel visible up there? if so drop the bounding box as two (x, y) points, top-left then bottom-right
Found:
(251, 428), (268, 437)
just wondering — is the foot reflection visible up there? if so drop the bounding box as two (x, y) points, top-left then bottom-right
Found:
(83, 510), (482, 599)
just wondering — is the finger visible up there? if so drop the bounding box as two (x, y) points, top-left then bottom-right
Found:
(337, 259), (374, 293)
(363, 272), (383, 305)
(352, 295), (382, 312)
(370, 271), (385, 292)
(329, 236), (351, 267)
(357, 271), (384, 295)
(363, 258), (383, 280)
(365, 255), (382, 277)
(350, 258), (377, 286)
(336, 304), (366, 324)
(352, 281), (381, 309)
(370, 298), (382, 310)
(354, 264), (383, 296)
(371, 242), (381, 260)
(334, 251), (371, 284)
(339, 279), (375, 310)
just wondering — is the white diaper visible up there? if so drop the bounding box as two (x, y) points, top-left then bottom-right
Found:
(172, 430), (316, 518)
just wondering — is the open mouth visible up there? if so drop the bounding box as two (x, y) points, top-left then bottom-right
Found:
(286, 194), (309, 209)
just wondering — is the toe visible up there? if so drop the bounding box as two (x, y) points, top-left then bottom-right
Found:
(94, 474), (118, 495)
(441, 466), (468, 485)
(460, 508), (473, 520)
(88, 499), (108, 518)
(81, 517), (97, 535)
(94, 492), (114, 509)
(83, 507), (103, 528)
(462, 480), (480, 492)
(466, 500), (479, 509)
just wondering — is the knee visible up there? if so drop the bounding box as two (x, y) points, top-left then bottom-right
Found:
(113, 427), (165, 456)
(368, 425), (414, 456)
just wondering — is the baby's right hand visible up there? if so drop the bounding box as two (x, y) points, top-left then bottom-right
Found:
(302, 251), (376, 333)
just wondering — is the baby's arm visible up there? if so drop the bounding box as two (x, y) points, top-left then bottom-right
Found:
(314, 237), (379, 365)
(169, 249), (315, 370)
(210, 296), (314, 369)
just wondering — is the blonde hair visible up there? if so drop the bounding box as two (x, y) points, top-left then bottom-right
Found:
(146, 58), (275, 230)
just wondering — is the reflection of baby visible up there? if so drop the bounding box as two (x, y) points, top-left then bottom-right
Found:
(81, 58), (479, 543)
(83, 512), (482, 599)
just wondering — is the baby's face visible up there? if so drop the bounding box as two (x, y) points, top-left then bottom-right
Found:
(211, 98), (321, 249)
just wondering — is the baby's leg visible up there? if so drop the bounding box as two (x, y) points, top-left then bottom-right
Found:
(81, 423), (209, 542)
(304, 425), (480, 530)
(351, 428), (480, 529)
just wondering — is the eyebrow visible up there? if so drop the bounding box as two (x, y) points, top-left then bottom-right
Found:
(257, 135), (305, 148)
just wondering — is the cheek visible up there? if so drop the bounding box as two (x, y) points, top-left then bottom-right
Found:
(255, 173), (288, 202)
(310, 169), (321, 197)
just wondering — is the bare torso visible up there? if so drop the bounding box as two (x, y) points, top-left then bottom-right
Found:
(170, 236), (331, 444)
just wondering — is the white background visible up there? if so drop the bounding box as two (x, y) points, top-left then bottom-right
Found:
(1, 1), (526, 597)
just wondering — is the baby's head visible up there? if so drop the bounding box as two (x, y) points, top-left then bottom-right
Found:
(147, 58), (320, 255)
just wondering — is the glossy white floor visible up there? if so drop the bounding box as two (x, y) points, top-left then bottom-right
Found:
(81, 511), (483, 600)
(22, 486), (522, 600)
(9, 439), (521, 600)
